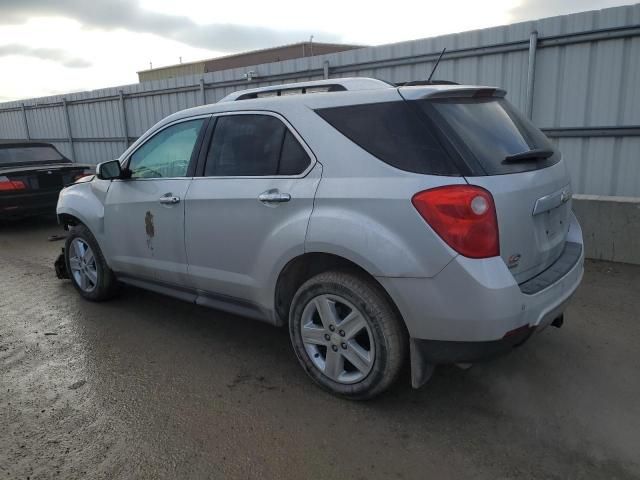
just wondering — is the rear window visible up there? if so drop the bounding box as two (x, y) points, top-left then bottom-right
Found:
(0, 145), (66, 166)
(315, 102), (459, 175)
(418, 98), (559, 175)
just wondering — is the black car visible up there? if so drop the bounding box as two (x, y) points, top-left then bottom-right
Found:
(0, 141), (92, 220)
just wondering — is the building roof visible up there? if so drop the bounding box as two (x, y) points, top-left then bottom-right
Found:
(137, 41), (364, 75)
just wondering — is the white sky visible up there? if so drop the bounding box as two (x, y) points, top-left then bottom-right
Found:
(0, 0), (633, 102)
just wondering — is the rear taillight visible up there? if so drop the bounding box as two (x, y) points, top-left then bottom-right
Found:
(0, 176), (27, 192)
(73, 173), (91, 182)
(412, 185), (499, 259)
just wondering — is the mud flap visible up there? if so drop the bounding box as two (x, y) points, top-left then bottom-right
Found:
(410, 338), (436, 389)
(54, 248), (69, 279)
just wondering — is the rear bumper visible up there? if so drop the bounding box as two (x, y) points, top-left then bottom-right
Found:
(0, 190), (59, 218)
(410, 322), (536, 365)
(377, 212), (584, 346)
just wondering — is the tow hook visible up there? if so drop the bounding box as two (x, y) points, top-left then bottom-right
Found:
(54, 248), (69, 279)
(551, 314), (564, 329)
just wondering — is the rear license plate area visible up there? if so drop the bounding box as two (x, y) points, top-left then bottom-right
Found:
(542, 203), (568, 241)
(37, 172), (63, 189)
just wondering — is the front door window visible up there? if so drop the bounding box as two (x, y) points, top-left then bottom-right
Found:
(129, 119), (204, 178)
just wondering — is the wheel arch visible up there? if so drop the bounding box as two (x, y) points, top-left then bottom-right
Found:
(274, 251), (407, 333)
(58, 212), (84, 229)
(57, 211), (102, 241)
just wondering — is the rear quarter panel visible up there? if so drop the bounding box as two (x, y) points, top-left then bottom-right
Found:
(307, 175), (464, 278)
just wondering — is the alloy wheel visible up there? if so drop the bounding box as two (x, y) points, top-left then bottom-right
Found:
(68, 238), (98, 293)
(300, 294), (375, 384)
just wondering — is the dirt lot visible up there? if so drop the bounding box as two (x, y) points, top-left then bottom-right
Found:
(1, 216), (639, 479)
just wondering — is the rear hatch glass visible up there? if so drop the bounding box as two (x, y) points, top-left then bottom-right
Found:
(417, 97), (559, 175)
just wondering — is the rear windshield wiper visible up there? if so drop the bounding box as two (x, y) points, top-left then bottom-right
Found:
(503, 148), (554, 164)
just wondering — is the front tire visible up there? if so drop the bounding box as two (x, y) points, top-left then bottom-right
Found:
(289, 270), (407, 400)
(64, 224), (118, 301)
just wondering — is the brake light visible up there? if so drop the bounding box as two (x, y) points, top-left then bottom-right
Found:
(0, 176), (27, 192)
(73, 173), (91, 182)
(412, 185), (499, 259)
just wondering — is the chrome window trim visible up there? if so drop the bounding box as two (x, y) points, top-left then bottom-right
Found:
(194, 110), (317, 180)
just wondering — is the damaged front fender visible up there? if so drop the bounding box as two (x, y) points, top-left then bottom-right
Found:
(56, 179), (109, 237)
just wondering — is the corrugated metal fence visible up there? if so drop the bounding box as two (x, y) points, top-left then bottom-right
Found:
(1, 4), (639, 197)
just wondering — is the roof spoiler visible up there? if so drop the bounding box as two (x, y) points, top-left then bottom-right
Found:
(399, 86), (507, 101)
(396, 80), (460, 86)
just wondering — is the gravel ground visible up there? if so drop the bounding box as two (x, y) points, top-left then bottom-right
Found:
(1, 216), (639, 479)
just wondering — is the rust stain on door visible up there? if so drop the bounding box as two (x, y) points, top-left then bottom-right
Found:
(145, 210), (155, 252)
(145, 211), (155, 238)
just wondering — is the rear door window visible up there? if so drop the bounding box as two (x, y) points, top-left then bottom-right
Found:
(315, 102), (459, 175)
(419, 98), (559, 175)
(204, 114), (311, 176)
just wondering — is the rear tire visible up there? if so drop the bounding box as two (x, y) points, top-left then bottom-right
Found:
(289, 270), (407, 400)
(64, 224), (118, 301)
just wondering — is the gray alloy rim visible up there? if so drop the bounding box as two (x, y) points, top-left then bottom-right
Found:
(68, 238), (98, 293)
(300, 294), (375, 384)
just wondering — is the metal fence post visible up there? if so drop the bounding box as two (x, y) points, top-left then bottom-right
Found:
(323, 60), (330, 79)
(199, 79), (206, 105)
(20, 103), (30, 140)
(62, 98), (75, 161)
(525, 30), (539, 119)
(119, 90), (129, 148)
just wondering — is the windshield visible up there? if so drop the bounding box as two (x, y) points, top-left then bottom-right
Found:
(0, 145), (66, 166)
(418, 98), (559, 175)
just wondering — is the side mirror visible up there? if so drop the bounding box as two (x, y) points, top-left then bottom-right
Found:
(96, 160), (123, 180)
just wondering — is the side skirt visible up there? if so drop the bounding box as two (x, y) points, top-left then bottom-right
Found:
(117, 274), (275, 325)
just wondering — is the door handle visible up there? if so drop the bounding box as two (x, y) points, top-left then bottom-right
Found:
(159, 195), (180, 205)
(258, 190), (291, 204)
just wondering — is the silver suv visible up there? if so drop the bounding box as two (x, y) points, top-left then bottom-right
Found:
(57, 78), (584, 399)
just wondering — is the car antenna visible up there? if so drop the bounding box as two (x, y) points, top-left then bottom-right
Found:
(427, 47), (446, 83)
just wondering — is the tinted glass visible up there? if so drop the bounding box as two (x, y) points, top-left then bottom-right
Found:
(206, 115), (283, 176)
(129, 119), (204, 178)
(315, 101), (458, 175)
(205, 115), (309, 176)
(279, 130), (310, 175)
(420, 98), (559, 175)
(0, 145), (66, 165)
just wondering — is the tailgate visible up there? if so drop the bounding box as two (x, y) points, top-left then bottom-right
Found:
(409, 91), (575, 283)
(467, 162), (572, 283)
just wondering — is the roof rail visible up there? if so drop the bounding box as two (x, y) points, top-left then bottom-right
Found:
(218, 77), (392, 102)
